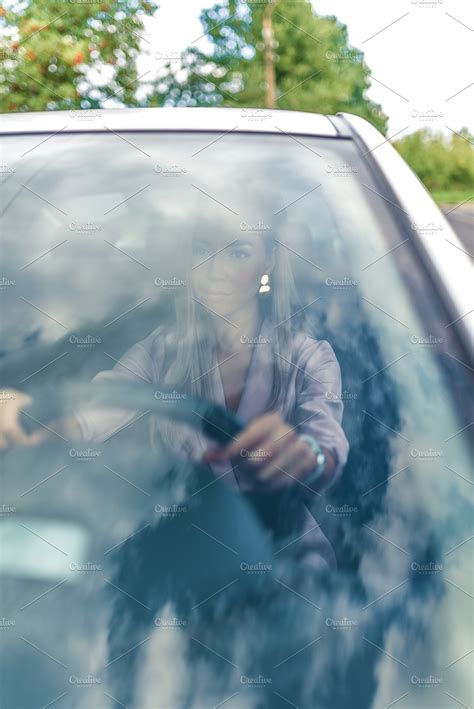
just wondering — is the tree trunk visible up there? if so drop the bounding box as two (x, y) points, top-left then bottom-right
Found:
(262, 2), (277, 108)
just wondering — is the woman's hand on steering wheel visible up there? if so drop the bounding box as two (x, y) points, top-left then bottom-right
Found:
(202, 412), (322, 490)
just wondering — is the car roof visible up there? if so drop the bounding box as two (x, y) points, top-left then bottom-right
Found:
(0, 106), (344, 137)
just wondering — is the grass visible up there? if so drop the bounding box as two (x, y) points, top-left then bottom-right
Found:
(430, 190), (473, 207)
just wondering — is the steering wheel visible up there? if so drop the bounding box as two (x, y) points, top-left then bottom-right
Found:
(20, 378), (246, 443)
(20, 379), (307, 540)
(14, 376), (316, 696)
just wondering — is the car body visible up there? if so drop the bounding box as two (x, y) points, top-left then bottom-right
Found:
(0, 107), (472, 709)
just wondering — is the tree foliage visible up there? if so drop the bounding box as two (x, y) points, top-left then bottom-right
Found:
(149, 0), (387, 133)
(0, 0), (158, 112)
(394, 128), (474, 192)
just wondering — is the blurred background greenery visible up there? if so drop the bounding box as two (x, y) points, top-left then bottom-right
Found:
(0, 0), (472, 206)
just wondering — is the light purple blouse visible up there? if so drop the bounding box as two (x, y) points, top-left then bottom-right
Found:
(76, 318), (349, 571)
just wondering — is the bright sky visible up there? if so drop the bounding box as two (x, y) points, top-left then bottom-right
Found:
(138, 0), (473, 136)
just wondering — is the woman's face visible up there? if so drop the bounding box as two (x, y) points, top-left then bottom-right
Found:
(191, 231), (273, 318)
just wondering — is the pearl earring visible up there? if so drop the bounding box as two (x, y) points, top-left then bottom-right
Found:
(259, 273), (271, 293)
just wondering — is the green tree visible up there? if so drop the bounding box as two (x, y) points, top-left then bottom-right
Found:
(394, 128), (474, 192)
(0, 0), (158, 112)
(149, 0), (387, 133)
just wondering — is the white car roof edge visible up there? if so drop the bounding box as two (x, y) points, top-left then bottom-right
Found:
(0, 106), (339, 136)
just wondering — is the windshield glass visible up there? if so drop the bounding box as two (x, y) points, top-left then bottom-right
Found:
(1, 131), (472, 709)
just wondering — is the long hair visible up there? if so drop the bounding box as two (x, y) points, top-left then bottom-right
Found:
(149, 217), (306, 454)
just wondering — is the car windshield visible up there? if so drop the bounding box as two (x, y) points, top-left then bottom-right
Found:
(1, 130), (472, 708)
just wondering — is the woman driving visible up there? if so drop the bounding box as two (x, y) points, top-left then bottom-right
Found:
(0, 217), (349, 570)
